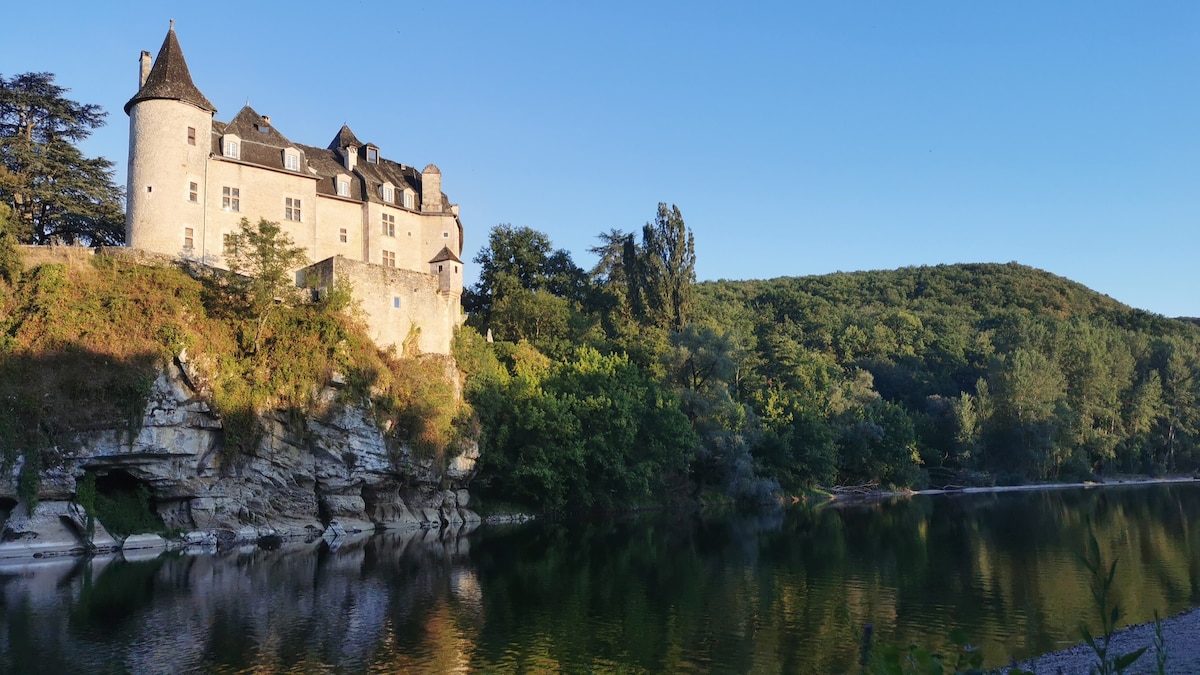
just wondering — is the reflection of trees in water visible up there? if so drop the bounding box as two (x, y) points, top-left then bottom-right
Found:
(464, 485), (1200, 672)
(1, 485), (1199, 672)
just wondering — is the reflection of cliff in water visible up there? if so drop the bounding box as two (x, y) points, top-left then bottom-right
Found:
(0, 524), (481, 673)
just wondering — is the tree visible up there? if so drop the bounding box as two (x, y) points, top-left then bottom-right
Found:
(0, 72), (124, 245)
(464, 224), (588, 320)
(623, 203), (696, 329)
(987, 348), (1069, 477)
(222, 217), (310, 352)
(0, 203), (22, 283)
(471, 346), (695, 511)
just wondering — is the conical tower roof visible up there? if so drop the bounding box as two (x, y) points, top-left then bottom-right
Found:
(328, 124), (364, 150)
(124, 23), (215, 115)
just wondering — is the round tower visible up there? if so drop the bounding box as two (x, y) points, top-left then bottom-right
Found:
(125, 22), (216, 258)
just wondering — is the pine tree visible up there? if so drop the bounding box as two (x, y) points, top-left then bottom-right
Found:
(0, 72), (124, 245)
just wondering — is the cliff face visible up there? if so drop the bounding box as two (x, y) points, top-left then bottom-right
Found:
(0, 353), (479, 555)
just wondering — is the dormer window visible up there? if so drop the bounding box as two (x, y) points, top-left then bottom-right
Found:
(284, 149), (300, 171)
(402, 191), (414, 210)
(336, 178), (350, 197)
(381, 184), (394, 203)
(223, 135), (240, 159)
(366, 147), (378, 164)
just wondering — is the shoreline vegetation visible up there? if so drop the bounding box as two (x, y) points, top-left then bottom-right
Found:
(461, 215), (1200, 517)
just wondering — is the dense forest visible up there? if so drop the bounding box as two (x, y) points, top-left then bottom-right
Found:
(459, 205), (1200, 511)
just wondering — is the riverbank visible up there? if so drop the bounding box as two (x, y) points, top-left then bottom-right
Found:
(825, 475), (1200, 506)
(824, 476), (1200, 673)
(1012, 607), (1198, 674)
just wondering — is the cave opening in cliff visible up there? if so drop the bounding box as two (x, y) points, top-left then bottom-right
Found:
(0, 497), (15, 531)
(88, 469), (165, 537)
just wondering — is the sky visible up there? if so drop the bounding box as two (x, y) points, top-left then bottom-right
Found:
(3, 2), (1198, 315)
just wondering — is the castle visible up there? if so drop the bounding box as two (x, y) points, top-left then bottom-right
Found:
(124, 23), (464, 355)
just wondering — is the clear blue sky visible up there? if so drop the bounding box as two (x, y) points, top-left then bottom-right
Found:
(4, 2), (1197, 315)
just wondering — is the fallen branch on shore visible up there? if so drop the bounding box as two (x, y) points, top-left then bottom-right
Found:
(830, 482), (880, 496)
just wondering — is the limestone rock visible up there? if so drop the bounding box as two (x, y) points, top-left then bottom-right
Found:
(0, 357), (478, 558)
(0, 501), (88, 559)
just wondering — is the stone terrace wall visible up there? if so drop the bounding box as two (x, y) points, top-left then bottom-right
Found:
(306, 255), (462, 355)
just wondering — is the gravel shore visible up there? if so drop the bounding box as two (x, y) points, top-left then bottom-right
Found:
(1012, 607), (1200, 674)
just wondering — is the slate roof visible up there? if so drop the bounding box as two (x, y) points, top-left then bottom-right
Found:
(125, 27), (215, 115)
(429, 246), (463, 264)
(208, 106), (313, 179)
(329, 125), (363, 150)
(209, 109), (441, 209)
(354, 154), (423, 207)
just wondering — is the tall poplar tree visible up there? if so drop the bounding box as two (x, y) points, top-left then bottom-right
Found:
(638, 203), (696, 329)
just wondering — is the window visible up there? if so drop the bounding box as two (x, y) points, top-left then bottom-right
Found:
(382, 185), (393, 203)
(393, 297), (400, 309)
(382, 213), (395, 237)
(222, 186), (240, 212)
(188, 182), (198, 203)
(224, 140), (239, 159)
(184, 227), (194, 250)
(285, 197), (301, 221)
(443, 232), (449, 238)
(336, 180), (349, 197)
(339, 228), (347, 243)
(366, 147), (378, 163)
(187, 126), (196, 145)
(284, 151), (300, 171)
(382, 251), (395, 267)
(403, 191), (414, 209)
(223, 232), (236, 257)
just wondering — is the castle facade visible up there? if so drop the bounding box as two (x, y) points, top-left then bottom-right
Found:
(124, 24), (464, 355)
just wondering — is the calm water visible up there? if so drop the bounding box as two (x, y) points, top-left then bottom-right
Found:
(3, 483), (1199, 673)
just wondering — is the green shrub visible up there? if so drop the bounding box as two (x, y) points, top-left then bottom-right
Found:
(92, 484), (164, 538)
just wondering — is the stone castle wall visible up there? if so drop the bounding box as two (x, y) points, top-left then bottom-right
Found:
(305, 256), (464, 355)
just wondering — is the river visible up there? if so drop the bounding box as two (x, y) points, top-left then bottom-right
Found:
(2, 482), (1198, 673)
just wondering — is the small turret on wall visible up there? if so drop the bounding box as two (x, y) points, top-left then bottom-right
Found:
(429, 246), (463, 296)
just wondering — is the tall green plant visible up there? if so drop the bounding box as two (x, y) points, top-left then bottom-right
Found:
(1077, 519), (1148, 675)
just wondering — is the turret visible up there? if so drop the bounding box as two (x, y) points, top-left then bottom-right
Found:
(125, 22), (216, 258)
(429, 246), (463, 295)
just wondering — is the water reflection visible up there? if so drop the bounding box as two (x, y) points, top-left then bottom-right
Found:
(1, 484), (1199, 673)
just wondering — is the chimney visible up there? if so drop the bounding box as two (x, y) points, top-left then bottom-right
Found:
(343, 145), (357, 171)
(139, 51), (152, 88)
(421, 164), (442, 213)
